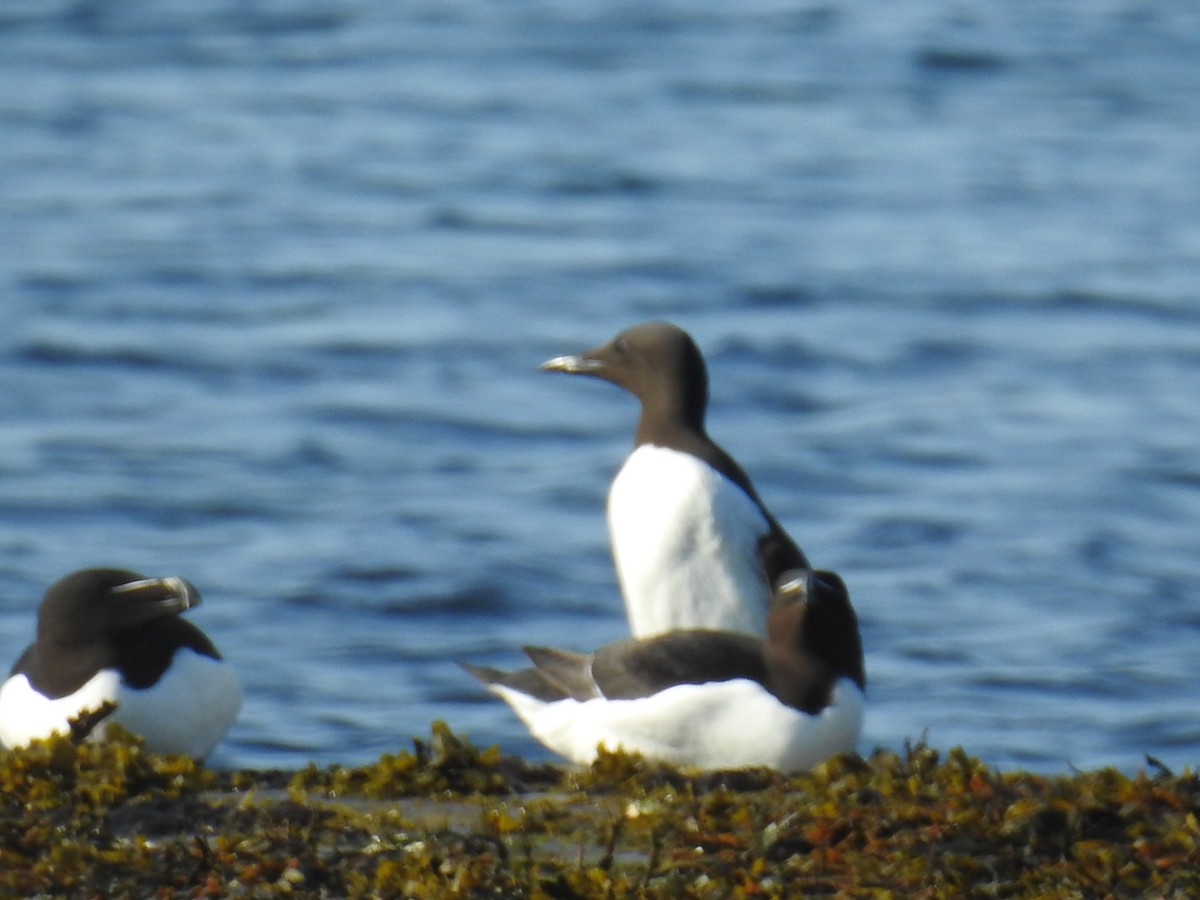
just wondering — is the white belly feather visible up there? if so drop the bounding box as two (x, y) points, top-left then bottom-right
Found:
(107, 650), (242, 758)
(608, 445), (772, 638)
(0, 649), (241, 758)
(488, 677), (865, 771)
(0, 668), (122, 750)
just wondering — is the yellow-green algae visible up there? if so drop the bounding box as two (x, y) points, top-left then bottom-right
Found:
(2, 722), (1197, 898)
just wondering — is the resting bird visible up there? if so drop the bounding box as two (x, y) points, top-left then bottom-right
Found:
(542, 321), (809, 639)
(464, 569), (865, 771)
(0, 568), (242, 758)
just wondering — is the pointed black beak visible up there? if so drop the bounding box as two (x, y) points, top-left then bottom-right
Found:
(110, 576), (201, 627)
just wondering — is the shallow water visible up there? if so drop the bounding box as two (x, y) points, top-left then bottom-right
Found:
(1, 1), (1198, 773)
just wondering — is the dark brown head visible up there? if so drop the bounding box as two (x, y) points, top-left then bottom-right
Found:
(20, 568), (206, 697)
(765, 569), (866, 713)
(541, 321), (710, 443)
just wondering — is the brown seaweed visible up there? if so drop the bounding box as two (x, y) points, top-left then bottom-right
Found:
(2, 724), (1196, 898)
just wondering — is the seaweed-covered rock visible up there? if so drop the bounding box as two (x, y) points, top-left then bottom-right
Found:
(1, 726), (1197, 898)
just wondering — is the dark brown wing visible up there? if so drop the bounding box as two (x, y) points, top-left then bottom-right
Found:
(587, 630), (767, 699)
(521, 646), (603, 700)
(459, 662), (570, 703)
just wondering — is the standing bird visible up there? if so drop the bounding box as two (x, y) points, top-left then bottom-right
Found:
(463, 569), (865, 771)
(542, 321), (810, 638)
(0, 568), (242, 758)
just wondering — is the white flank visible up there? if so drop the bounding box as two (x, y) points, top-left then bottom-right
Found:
(608, 444), (772, 638)
(0, 649), (242, 759)
(0, 668), (122, 749)
(489, 677), (865, 771)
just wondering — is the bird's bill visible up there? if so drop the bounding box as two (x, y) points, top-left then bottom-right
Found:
(539, 353), (606, 375)
(110, 576), (202, 626)
(773, 570), (813, 603)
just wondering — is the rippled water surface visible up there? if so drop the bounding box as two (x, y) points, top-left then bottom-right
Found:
(1, 1), (1198, 773)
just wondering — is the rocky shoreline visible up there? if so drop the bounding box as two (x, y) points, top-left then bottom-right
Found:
(3, 724), (1197, 898)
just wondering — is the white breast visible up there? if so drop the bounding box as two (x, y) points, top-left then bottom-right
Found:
(107, 649), (242, 758)
(607, 444), (772, 638)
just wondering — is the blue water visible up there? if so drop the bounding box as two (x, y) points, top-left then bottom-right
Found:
(1, 1), (1198, 774)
